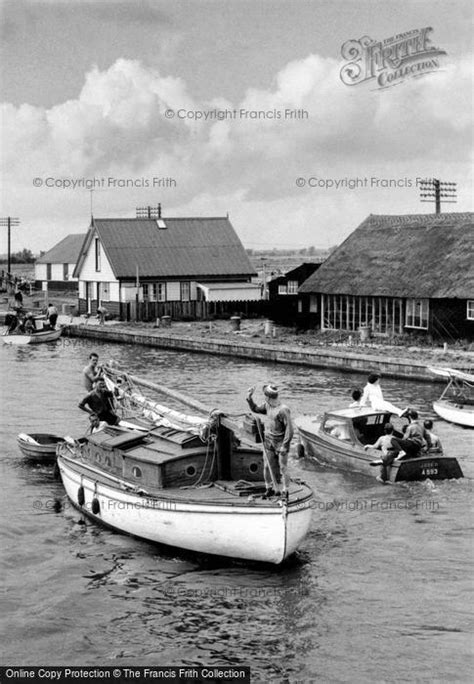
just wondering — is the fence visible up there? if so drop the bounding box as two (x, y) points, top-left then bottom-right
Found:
(119, 299), (271, 322)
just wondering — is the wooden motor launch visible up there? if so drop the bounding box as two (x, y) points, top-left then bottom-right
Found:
(56, 365), (314, 564)
(295, 408), (463, 483)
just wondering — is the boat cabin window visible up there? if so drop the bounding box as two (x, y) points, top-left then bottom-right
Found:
(323, 417), (352, 441)
(353, 414), (388, 445)
(132, 466), (142, 478)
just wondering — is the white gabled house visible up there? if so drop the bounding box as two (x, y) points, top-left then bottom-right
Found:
(73, 213), (260, 318)
(35, 234), (85, 290)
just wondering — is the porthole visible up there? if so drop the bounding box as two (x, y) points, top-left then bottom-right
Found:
(132, 466), (142, 478)
(249, 462), (259, 474)
(185, 464), (197, 478)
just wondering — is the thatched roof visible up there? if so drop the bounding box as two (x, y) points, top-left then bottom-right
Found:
(299, 213), (474, 298)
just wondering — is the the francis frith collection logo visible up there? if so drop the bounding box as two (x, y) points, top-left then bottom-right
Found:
(340, 27), (446, 89)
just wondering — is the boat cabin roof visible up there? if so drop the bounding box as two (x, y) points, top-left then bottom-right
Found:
(326, 408), (392, 420)
(86, 421), (206, 464)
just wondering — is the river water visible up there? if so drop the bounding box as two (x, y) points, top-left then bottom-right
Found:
(1, 339), (473, 682)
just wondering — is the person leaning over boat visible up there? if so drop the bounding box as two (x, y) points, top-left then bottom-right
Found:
(46, 302), (58, 329)
(78, 378), (119, 426)
(246, 384), (293, 499)
(364, 423), (402, 483)
(83, 352), (103, 391)
(392, 409), (431, 458)
(360, 373), (408, 417)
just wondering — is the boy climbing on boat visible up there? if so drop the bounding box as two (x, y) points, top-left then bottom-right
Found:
(78, 378), (120, 426)
(246, 384), (293, 499)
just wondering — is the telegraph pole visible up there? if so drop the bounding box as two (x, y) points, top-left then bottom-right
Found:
(0, 216), (20, 274)
(419, 179), (457, 214)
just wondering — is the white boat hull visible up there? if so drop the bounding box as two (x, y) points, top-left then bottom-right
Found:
(433, 400), (474, 428)
(2, 328), (62, 345)
(58, 456), (314, 564)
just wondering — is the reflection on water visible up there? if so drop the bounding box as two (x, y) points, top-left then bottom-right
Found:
(0, 341), (473, 680)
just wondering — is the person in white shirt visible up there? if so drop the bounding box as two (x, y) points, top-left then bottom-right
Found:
(360, 373), (407, 417)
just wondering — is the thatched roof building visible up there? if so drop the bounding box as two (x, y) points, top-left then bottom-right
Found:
(299, 213), (474, 340)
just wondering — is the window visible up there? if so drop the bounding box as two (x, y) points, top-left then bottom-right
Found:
(95, 238), (101, 272)
(63, 263), (69, 280)
(467, 301), (474, 321)
(180, 281), (191, 301)
(46, 264), (52, 281)
(156, 282), (166, 302)
(278, 284), (287, 295)
(287, 280), (298, 294)
(142, 284), (149, 300)
(405, 298), (429, 329)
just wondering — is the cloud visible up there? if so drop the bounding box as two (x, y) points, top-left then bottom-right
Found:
(1, 53), (472, 250)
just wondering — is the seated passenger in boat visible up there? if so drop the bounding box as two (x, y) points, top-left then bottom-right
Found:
(78, 378), (120, 426)
(24, 313), (36, 334)
(423, 420), (442, 451)
(392, 409), (429, 458)
(330, 423), (351, 440)
(6, 313), (18, 333)
(360, 373), (407, 417)
(350, 388), (363, 408)
(364, 422), (402, 482)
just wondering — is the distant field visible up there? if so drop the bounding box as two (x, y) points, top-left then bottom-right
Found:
(250, 254), (326, 279)
(1, 263), (35, 279)
(4, 257), (326, 284)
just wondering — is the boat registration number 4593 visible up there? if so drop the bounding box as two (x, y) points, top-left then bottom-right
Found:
(421, 461), (438, 476)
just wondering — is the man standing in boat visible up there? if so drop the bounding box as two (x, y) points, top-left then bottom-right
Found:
(46, 302), (58, 328)
(246, 384), (293, 499)
(78, 378), (120, 426)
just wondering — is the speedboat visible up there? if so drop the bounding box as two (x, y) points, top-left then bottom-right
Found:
(295, 408), (463, 483)
(428, 367), (474, 428)
(56, 368), (314, 564)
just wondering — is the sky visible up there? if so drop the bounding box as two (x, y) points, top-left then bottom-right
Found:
(1, 0), (473, 253)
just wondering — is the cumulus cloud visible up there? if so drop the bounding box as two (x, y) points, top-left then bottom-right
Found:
(1, 52), (472, 250)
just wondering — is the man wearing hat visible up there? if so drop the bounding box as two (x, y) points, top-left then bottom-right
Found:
(246, 384), (293, 498)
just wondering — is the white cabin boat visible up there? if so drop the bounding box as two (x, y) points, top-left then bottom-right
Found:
(57, 370), (314, 564)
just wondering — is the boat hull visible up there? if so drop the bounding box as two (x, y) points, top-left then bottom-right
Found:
(296, 417), (463, 482)
(2, 328), (62, 345)
(17, 433), (64, 461)
(57, 454), (314, 564)
(433, 400), (474, 428)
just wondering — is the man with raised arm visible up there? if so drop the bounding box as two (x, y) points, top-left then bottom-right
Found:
(246, 384), (293, 499)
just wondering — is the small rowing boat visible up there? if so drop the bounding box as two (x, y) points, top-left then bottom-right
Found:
(428, 367), (474, 428)
(17, 432), (65, 461)
(2, 312), (62, 345)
